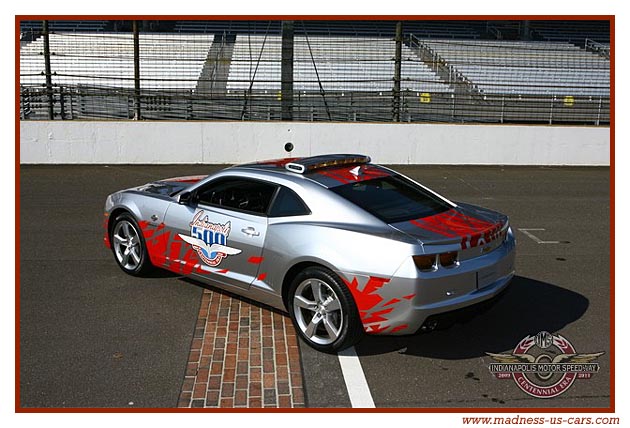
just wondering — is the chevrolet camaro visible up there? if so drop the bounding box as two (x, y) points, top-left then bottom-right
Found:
(103, 154), (515, 352)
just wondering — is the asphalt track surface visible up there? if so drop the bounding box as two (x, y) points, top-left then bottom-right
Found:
(19, 164), (611, 409)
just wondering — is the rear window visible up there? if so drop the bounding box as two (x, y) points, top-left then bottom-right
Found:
(330, 175), (451, 223)
(268, 187), (310, 217)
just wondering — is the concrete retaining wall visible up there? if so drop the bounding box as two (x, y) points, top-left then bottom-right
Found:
(19, 121), (610, 165)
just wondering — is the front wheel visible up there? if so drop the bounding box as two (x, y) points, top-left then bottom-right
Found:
(288, 267), (363, 353)
(110, 213), (154, 276)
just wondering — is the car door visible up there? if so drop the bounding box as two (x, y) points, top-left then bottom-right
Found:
(163, 176), (276, 290)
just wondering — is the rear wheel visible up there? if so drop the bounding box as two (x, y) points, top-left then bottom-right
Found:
(288, 267), (363, 353)
(110, 213), (153, 276)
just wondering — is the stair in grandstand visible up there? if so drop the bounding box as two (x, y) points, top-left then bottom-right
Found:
(406, 35), (480, 97)
(195, 33), (236, 94)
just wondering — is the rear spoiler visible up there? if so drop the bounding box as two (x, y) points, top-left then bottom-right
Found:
(285, 154), (371, 174)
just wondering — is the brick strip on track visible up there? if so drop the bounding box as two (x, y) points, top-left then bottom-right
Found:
(178, 287), (305, 408)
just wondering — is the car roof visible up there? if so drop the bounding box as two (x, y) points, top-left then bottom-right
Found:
(236, 154), (395, 189)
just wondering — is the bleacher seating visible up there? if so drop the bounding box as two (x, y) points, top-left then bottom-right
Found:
(20, 23), (610, 98)
(420, 39), (610, 96)
(20, 20), (109, 33)
(226, 35), (453, 93)
(174, 20), (482, 39)
(174, 21), (282, 35)
(20, 33), (214, 90)
(18, 21), (611, 124)
(529, 20), (610, 45)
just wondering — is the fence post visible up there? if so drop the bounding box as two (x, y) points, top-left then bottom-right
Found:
(188, 89), (193, 120)
(20, 85), (26, 119)
(133, 20), (141, 120)
(350, 92), (355, 121)
(296, 91), (301, 120)
(392, 21), (403, 122)
(59, 85), (65, 119)
(596, 96), (602, 126)
(69, 88), (74, 119)
(242, 90), (248, 120)
(43, 20), (54, 120)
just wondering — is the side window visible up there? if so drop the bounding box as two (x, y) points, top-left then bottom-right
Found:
(196, 178), (277, 215)
(268, 186), (311, 217)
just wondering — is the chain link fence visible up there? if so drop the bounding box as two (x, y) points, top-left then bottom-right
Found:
(19, 21), (610, 125)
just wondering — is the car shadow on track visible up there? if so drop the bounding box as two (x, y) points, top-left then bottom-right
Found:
(136, 269), (182, 279)
(356, 275), (590, 359)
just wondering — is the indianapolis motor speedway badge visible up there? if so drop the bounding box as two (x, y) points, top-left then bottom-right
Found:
(486, 331), (604, 399)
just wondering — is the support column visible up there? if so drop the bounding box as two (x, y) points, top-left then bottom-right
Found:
(133, 20), (141, 120)
(43, 20), (54, 120)
(393, 21), (403, 122)
(281, 21), (294, 121)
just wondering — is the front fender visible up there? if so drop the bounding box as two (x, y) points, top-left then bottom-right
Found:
(104, 191), (172, 250)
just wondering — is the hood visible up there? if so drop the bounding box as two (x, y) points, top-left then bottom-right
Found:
(135, 175), (208, 196)
(390, 202), (508, 250)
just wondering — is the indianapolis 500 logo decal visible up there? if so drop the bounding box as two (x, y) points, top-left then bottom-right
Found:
(178, 210), (242, 266)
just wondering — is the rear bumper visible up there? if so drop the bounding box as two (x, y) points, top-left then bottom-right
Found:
(361, 229), (516, 335)
(411, 270), (513, 333)
(417, 283), (510, 333)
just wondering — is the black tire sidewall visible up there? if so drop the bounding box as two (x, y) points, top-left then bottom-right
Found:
(288, 266), (362, 353)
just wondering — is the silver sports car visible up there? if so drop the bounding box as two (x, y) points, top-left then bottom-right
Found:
(104, 154), (515, 352)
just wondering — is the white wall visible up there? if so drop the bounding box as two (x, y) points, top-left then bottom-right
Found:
(20, 121), (610, 165)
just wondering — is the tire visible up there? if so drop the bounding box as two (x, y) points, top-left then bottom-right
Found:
(288, 266), (363, 353)
(110, 212), (154, 276)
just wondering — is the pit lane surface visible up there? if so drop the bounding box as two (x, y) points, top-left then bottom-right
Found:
(19, 165), (611, 409)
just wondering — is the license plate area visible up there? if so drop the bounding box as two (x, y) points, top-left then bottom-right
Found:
(476, 266), (498, 290)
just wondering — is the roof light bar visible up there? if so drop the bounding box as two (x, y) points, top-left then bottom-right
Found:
(285, 154), (371, 174)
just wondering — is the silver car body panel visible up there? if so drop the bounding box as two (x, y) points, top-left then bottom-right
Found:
(104, 157), (515, 335)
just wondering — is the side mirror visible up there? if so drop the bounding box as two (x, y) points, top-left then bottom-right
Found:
(177, 191), (193, 205)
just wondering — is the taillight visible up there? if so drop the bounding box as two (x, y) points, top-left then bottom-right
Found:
(439, 251), (458, 267)
(413, 255), (437, 271)
(414, 251), (460, 271)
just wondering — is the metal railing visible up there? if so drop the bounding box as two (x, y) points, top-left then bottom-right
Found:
(585, 38), (610, 59)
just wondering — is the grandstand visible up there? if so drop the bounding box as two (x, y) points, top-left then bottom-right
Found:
(226, 35), (452, 93)
(20, 33), (214, 90)
(20, 20), (109, 42)
(528, 20), (610, 44)
(19, 19), (611, 124)
(173, 20), (483, 39)
(417, 39), (609, 97)
(20, 19), (109, 34)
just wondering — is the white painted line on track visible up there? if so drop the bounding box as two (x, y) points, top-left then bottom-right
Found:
(518, 228), (560, 244)
(337, 346), (375, 408)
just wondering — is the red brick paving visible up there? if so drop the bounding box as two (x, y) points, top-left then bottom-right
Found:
(178, 288), (305, 408)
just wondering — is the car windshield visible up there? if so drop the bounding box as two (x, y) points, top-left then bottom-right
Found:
(330, 174), (452, 224)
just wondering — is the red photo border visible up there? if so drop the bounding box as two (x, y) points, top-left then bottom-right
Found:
(14, 14), (615, 414)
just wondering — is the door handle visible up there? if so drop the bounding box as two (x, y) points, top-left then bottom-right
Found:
(241, 227), (260, 237)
